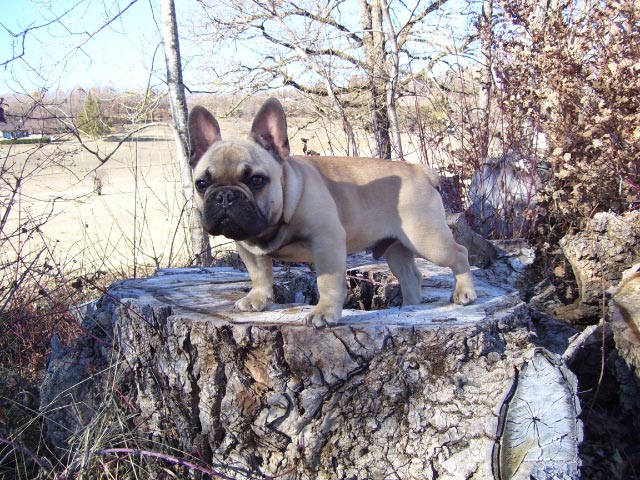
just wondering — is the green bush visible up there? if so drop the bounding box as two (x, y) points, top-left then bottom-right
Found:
(78, 93), (112, 139)
(0, 137), (51, 145)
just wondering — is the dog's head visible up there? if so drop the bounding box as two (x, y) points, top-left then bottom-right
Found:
(188, 98), (302, 241)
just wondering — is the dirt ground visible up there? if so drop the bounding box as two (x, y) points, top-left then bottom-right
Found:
(4, 125), (186, 277)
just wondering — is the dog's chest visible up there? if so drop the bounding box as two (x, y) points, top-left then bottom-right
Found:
(241, 228), (313, 263)
(270, 240), (314, 263)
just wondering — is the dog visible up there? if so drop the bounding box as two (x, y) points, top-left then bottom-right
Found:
(188, 98), (477, 327)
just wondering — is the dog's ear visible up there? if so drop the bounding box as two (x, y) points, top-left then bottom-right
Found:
(250, 98), (290, 162)
(188, 106), (221, 168)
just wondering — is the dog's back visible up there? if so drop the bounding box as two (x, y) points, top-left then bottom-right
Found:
(295, 155), (439, 188)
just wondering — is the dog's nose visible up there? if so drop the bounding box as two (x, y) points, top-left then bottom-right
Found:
(215, 189), (236, 209)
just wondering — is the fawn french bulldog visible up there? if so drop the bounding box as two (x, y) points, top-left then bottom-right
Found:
(188, 98), (476, 327)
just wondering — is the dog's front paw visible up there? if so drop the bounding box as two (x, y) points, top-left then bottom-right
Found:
(451, 285), (477, 306)
(304, 303), (342, 329)
(234, 291), (270, 312)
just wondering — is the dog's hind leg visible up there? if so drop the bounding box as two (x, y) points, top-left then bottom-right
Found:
(385, 241), (423, 305)
(400, 223), (477, 306)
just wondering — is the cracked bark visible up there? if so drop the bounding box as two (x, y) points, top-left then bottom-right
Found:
(41, 259), (581, 479)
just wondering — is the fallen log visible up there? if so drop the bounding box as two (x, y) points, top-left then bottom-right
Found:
(608, 263), (640, 432)
(41, 258), (582, 479)
(558, 211), (640, 323)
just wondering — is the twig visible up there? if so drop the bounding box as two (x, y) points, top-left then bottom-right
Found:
(561, 323), (601, 365)
(0, 437), (53, 471)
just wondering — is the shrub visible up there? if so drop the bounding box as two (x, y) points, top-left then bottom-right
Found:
(495, 0), (640, 238)
(0, 137), (51, 145)
(78, 93), (112, 139)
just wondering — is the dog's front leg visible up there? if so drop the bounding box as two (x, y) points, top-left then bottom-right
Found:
(234, 242), (274, 312)
(306, 234), (347, 328)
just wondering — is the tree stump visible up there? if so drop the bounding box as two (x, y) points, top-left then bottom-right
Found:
(41, 258), (582, 479)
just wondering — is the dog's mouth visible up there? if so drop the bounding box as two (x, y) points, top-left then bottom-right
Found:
(217, 216), (235, 233)
(202, 187), (268, 240)
(205, 211), (266, 241)
(211, 215), (251, 240)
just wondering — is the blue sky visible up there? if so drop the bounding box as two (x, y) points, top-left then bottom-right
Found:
(0, 0), (478, 96)
(0, 0), (167, 93)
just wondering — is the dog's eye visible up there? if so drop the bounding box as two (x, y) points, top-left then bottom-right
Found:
(195, 179), (209, 192)
(249, 175), (266, 187)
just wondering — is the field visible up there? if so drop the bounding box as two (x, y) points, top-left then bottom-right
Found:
(2, 115), (451, 285)
(2, 119), (347, 281)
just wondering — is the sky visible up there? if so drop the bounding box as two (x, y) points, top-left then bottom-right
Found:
(0, 0), (479, 96)
(0, 0), (169, 93)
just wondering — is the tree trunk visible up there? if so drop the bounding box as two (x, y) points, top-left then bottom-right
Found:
(41, 257), (582, 479)
(360, 0), (392, 159)
(160, 0), (212, 265)
(380, 0), (403, 160)
(477, 0), (493, 162)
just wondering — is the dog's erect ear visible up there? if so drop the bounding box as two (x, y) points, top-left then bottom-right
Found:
(188, 106), (221, 168)
(250, 98), (290, 162)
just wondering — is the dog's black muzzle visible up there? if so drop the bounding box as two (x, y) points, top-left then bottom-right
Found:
(202, 186), (268, 240)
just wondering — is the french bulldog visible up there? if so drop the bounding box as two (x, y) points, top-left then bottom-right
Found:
(188, 98), (477, 327)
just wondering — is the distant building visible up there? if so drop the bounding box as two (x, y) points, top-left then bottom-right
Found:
(1, 119), (30, 139)
(0, 102), (61, 139)
(0, 98), (6, 123)
(0, 99), (75, 139)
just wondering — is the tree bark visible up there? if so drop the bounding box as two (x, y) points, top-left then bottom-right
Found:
(160, 0), (212, 265)
(360, 0), (392, 159)
(41, 258), (582, 479)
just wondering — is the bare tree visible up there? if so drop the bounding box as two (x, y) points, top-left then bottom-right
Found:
(160, 0), (212, 265)
(191, 0), (457, 159)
